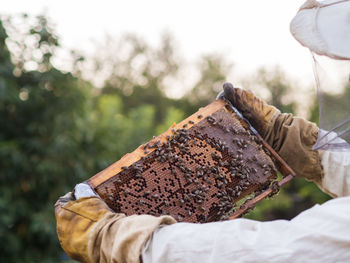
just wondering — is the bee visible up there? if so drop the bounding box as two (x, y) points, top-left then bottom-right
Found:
(108, 195), (114, 201)
(206, 116), (215, 123)
(217, 182), (224, 188)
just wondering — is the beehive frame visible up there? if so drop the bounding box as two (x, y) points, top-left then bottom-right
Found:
(88, 99), (296, 222)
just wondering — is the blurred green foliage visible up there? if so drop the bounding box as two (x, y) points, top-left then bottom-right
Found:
(0, 14), (336, 262)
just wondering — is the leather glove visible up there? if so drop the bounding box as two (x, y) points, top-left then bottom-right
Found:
(55, 183), (176, 263)
(55, 183), (111, 262)
(221, 82), (324, 183)
(221, 82), (280, 136)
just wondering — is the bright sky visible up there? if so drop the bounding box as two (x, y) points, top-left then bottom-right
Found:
(1, 0), (315, 88)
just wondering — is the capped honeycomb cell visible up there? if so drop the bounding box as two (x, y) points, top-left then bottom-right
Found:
(88, 99), (295, 223)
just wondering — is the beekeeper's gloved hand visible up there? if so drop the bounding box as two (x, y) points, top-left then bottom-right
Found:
(55, 183), (111, 262)
(55, 183), (176, 263)
(221, 82), (323, 183)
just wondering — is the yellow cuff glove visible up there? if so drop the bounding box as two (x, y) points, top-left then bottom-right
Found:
(55, 195), (112, 262)
(223, 83), (324, 183)
(223, 82), (280, 136)
(55, 190), (176, 263)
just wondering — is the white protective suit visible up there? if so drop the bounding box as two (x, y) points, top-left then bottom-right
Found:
(142, 144), (350, 263)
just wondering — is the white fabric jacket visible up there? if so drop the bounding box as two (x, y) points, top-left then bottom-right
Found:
(142, 148), (350, 263)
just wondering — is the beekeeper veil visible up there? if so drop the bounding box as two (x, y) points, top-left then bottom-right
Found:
(290, 0), (350, 151)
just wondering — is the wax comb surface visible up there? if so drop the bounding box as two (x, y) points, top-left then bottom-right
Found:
(88, 99), (295, 222)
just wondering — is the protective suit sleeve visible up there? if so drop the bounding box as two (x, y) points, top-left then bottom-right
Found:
(142, 196), (350, 263)
(88, 213), (176, 263)
(316, 130), (350, 197)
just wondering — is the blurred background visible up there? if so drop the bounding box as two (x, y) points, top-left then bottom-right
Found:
(0, 1), (339, 262)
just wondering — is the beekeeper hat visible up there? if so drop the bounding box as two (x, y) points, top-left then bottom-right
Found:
(290, 0), (350, 60)
(290, 0), (350, 151)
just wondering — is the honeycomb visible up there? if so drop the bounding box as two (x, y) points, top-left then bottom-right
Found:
(88, 99), (291, 223)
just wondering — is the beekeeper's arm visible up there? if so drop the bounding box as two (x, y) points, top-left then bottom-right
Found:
(142, 85), (350, 263)
(55, 84), (349, 263)
(222, 83), (350, 197)
(54, 183), (176, 263)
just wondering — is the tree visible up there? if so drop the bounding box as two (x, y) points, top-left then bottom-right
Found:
(187, 54), (233, 109)
(0, 14), (91, 262)
(0, 16), (187, 262)
(86, 33), (183, 124)
(242, 66), (296, 113)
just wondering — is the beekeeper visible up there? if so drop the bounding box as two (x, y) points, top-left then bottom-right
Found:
(55, 0), (350, 262)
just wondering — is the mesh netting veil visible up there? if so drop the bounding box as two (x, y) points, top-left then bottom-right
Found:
(312, 52), (350, 151)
